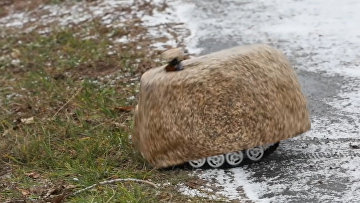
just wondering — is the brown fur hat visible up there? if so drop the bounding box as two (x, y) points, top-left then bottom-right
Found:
(133, 44), (311, 168)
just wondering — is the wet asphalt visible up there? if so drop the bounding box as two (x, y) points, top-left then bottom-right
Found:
(183, 0), (360, 202)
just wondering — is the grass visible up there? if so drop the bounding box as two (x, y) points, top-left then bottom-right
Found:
(0, 15), (215, 202)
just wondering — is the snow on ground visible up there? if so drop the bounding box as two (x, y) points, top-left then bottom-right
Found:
(177, 182), (220, 200)
(0, 0), (187, 50)
(307, 115), (359, 139)
(172, 0), (360, 77)
(0, 0), (131, 30)
(169, 0), (360, 202)
(329, 81), (360, 114)
(141, 1), (189, 50)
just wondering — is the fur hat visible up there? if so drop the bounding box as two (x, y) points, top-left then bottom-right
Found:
(134, 44), (311, 168)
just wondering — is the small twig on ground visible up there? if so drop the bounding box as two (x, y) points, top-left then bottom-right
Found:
(72, 178), (158, 196)
(52, 87), (83, 119)
(114, 105), (135, 112)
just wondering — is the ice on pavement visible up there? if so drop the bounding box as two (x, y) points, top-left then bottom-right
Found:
(171, 0), (360, 201)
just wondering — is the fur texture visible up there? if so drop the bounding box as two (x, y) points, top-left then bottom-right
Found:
(161, 48), (186, 62)
(133, 44), (311, 168)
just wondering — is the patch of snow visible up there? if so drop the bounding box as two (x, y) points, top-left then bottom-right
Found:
(141, 1), (188, 49)
(151, 39), (177, 50)
(0, 12), (27, 27)
(114, 36), (129, 43)
(303, 115), (359, 139)
(6, 93), (22, 100)
(327, 84), (360, 114)
(172, 2), (203, 54)
(196, 169), (270, 202)
(127, 96), (135, 101)
(11, 59), (20, 66)
(177, 183), (213, 199)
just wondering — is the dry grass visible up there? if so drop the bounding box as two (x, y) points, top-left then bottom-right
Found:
(0, 0), (219, 202)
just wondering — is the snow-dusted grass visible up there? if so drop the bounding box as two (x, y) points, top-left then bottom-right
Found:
(0, 0), (187, 51)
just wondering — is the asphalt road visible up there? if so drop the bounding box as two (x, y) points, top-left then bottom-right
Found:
(175, 0), (360, 202)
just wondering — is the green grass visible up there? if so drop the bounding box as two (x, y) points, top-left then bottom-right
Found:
(0, 19), (213, 202)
